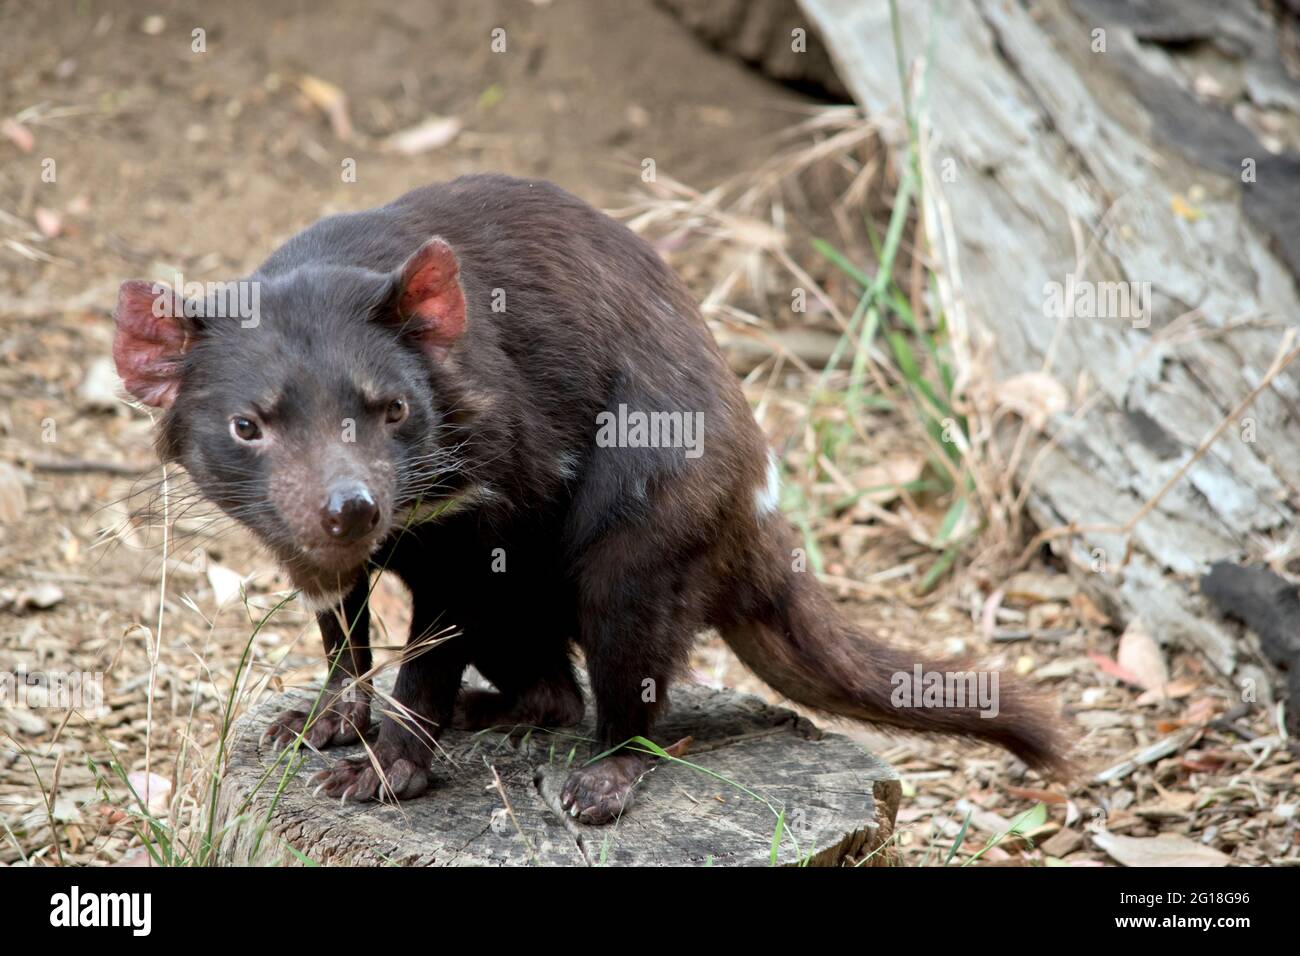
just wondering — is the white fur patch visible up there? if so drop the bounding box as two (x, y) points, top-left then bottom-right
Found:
(555, 452), (579, 481)
(755, 450), (781, 517)
(298, 588), (345, 615)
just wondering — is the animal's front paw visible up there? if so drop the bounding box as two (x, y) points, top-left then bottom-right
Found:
(310, 740), (431, 803)
(560, 754), (648, 825)
(263, 692), (371, 751)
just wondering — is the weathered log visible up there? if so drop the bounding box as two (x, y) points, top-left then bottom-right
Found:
(214, 679), (900, 866)
(654, 0), (850, 99)
(798, 0), (1300, 697)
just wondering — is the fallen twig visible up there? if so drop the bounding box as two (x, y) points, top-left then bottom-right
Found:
(25, 456), (152, 477)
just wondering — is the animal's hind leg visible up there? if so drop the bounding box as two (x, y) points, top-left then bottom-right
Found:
(455, 535), (585, 732)
(559, 533), (698, 824)
(458, 637), (584, 731)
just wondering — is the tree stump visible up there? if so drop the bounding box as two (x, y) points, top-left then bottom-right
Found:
(214, 679), (900, 866)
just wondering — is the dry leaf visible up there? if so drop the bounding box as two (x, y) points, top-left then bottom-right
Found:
(111, 848), (154, 867)
(980, 587), (1004, 640)
(1092, 831), (1229, 867)
(1117, 617), (1168, 691)
(1, 117), (34, 152)
(34, 206), (62, 238)
(663, 736), (694, 758)
(1027, 601), (1067, 630)
(1035, 656), (1091, 679)
(1179, 754), (1226, 772)
(1182, 696), (1218, 725)
(1150, 783), (1197, 811)
(993, 371), (1068, 430)
(1002, 571), (1076, 605)
(1135, 678), (1197, 707)
(1088, 652), (1145, 687)
(1002, 785), (1068, 805)
(384, 115), (462, 155)
(52, 796), (84, 824)
(207, 562), (247, 606)
(297, 74), (352, 141)
(1070, 591), (1110, 627)
(0, 461), (28, 523)
(15, 583), (64, 611)
(126, 771), (172, 814)
(1040, 829), (1083, 857)
(78, 356), (122, 410)
(852, 455), (924, 508)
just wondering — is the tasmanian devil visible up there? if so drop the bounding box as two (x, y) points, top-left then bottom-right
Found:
(111, 174), (1068, 823)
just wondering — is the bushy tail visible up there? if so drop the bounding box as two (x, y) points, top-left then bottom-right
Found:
(721, 547), (1072, 778)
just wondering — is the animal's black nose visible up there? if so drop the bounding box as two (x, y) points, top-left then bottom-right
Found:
(321, 484), (379, 542)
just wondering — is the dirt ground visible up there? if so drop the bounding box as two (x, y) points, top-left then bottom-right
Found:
(1, 1), (1296, 868)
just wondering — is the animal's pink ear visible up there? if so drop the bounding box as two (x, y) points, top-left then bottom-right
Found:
(112, 280), (192, 408)
(394, 238), (466, 359)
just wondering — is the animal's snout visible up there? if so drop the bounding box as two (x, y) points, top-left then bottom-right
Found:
(320, 482), (380, 543)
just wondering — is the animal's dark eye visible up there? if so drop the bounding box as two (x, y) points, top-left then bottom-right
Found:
(385, 398), (408, 424)
(230, 416), (263, 442)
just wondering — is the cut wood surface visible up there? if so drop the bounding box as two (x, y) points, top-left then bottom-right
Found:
(215, 679), (900, 866)
(798, 0), (1300, 692)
